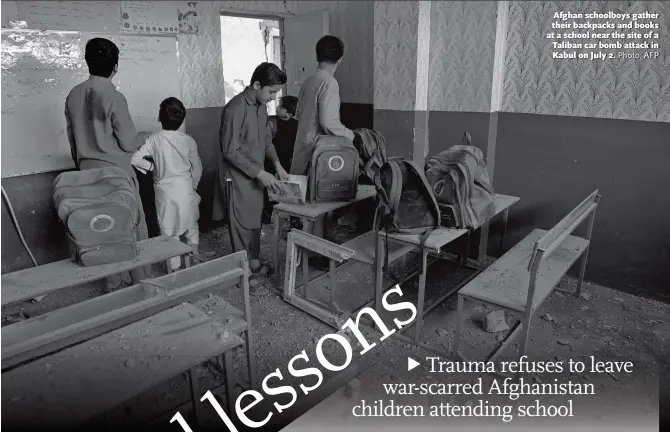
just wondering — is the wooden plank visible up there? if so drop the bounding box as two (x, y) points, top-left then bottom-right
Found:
(382, 194), (519, 252)
(342, 231), (414, 265)
(191, 294), (247, 335)
(274, 185), (377, 220)
(2, 252), (246, 369)
(1, 236), (193, 306)
(458, 228), (589, 312)
(291, 229), (356, 262)
(2, 303), (244, 429)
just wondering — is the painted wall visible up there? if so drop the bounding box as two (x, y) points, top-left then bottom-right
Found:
(1, 0), (374, 274)
(502, 0), (670, 121)
(373, 1), (498, 157)
(494, 0), (670, 300)
(179, 0), (373, 108)
(372, 0), (670, 301)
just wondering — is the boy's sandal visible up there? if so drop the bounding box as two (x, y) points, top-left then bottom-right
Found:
(249, 263), (272, 276)
(190, 253), (206, 264)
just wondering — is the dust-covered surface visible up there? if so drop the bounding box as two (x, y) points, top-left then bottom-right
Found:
(1, 217), (668, 429)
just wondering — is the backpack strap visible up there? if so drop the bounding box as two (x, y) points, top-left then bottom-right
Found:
(462, 131), (472, 146)
(401, 160), (441, 224)
(382, 160), (404, 281)
(387, 160), (403, 216)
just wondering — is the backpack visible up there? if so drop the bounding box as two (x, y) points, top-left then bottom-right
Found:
(353, 128), (388, 184)
(424, 132), (495, 229)
(374, 158), (441, 279)
(53, 166), (140, 266)
(308, 135), (360, 203)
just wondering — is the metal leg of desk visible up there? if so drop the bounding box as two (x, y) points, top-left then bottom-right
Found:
(187, 366), (201, 426)
(273, 211), (281, 286)
(373, 232), (385, 332)
(414, 248), (428, 343)
(500, 208), (509, 255)
(222, 351), (235, 413)
(301, 220), (312, 298)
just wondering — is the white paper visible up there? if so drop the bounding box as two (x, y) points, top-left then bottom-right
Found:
(268, 175), (307, 205)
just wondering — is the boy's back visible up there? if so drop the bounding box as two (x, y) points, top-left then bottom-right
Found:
(65, 76), (138, 177)
(290, 69), (353, 175)
(137, 130), (202, 185)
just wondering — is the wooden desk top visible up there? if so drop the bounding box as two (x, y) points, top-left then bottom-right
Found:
(274, 185), (377, 220)
(1, 236), (192, 307)
(381, 194), (520, 253)
(2, 302), (243, 428)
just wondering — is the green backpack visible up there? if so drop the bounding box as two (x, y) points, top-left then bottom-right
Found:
(54, 166), (140, 266)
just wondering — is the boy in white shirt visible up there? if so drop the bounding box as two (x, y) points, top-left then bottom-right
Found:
(131, 97), (203, 270)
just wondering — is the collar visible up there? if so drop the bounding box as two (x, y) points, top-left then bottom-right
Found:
(88, 75), (115, 87)
(243, 87), (257, 105)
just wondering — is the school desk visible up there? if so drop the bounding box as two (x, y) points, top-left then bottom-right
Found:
(271, 185), (378, 284)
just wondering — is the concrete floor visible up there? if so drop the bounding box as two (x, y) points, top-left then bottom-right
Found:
(2, 217), (668, 429)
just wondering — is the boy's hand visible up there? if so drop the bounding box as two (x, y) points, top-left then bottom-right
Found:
(257, 170), (279, 192)
(274, 163), (290, 181)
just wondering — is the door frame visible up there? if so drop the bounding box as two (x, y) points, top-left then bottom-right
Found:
(219, 11), (287, 108)
(219, 8), (288, 106)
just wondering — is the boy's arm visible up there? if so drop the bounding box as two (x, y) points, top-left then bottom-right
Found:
(130, 139), (154, 174)
(264, 116), (280, 165)
(318, 79), (355, 141)
(189, 138), (203, 189)
(110, 94), (140, 153)
(64, 101), (77, 167)
(220, 103), (263, 179)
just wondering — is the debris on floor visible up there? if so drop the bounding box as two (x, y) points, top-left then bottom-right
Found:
(484, 309), (509, 332)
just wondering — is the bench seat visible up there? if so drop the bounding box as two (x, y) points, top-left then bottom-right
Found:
(458, 228), (589, 312)
(1, 236), (192, 307)
(342, 231), (415, 265)
(1, 302), (243, 428)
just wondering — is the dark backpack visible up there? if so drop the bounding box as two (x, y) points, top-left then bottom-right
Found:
(54, 166), (140, 266)
(353, 128), (388, 184)
(425, 132), (495, 229)
(374, 158), (441, 279)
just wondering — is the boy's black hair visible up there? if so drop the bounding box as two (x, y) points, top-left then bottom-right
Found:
(316, 35), (344, 64)
(280, 96), (298, 116)
(250, 63), (287, 88)
(85, 38), (119, 78)
(159, 97), (186, 131)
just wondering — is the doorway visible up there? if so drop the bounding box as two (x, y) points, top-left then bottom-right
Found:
(220, 14), (282, 115)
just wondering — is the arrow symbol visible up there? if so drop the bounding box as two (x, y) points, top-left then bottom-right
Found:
(407, 357), (420, 372)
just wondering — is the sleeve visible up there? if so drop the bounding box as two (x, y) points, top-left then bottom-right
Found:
(64, 100), (77, 167)
(110, 94), (140, 153)
(318, 79), (355, 141)
(130, 138), (154, 174)
(189, 138), (203, 189)
(264, 114), (280, 165)
(220, 103), (263, 179)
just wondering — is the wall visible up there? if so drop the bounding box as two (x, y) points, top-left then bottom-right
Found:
(1, 0), (374, 274)
(495, 0), (670, 300)
(373, 1), (498, 158)
(371, 0), (670, 301)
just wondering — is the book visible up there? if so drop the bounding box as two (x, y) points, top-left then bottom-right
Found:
(268, 175), (308, 205)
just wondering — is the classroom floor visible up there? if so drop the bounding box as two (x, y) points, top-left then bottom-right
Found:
(2, 218), (668, 427)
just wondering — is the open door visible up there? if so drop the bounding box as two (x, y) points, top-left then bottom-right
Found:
(282, 10), (329, 97)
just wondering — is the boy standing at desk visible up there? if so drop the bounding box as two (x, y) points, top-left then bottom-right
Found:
(290, 35), (356, 268)
(65, 37), (150, 291)
(212, 63), (290, 277)
(131, 97), (203, 271)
